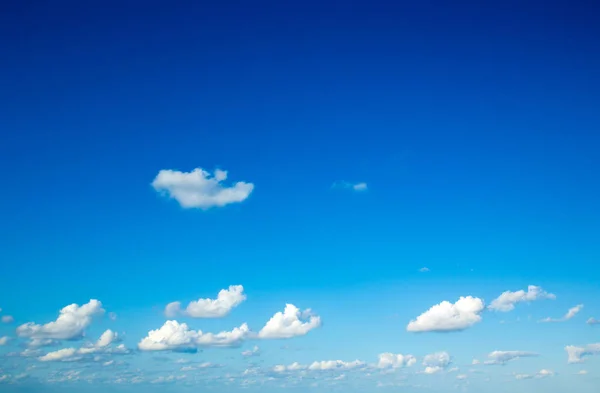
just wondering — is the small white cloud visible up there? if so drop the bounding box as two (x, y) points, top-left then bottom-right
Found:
(419, 267), (430, 273)
(488, 285), (555, 312)
(258, 304), (321, 339)
(472, 359), (480, 365)
(577, 370), (588, 375)
(514, 369), (555, 380)
(377, 353), (417, 368)
(16, 300), (104, 340)
(423, 366), (443, 374)
(242, 345), (260, 357)
(0, 336), (10, 345)
(540, 304), (583, 323)
(108, 312), (117, 321)
(38, 348), (80, 362)
(1, 315), (14, 324)
(423, 352), (451, 368)
(152, 168), (254, 209)
(165, 285), (246, 318)
(407, 296), (484, 332)
(308, 360), (365, 371)
(96, 329), (119, 348)
(484, 351), (538, 365)
(332, 181), (368, 192)
(586, 317), (599, 325)
(565, 343), (600, 363)
(456, 374), (468, 380)
(138, 320), (249, 351)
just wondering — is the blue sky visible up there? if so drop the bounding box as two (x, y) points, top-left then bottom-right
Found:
(1, 1), (599, 392)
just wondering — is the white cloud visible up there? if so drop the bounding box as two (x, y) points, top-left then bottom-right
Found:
(0, 336), (9, 345)
(332, 181), (368, 192)
(514, 369), (554, 380)
(38, 348), (80, 362)
(540, 304), (583, 323)
(406, 296), (484, 332)
(419, 267), (430, 273)
(423, 366), (443, 374)
(258, 304), (321, 339)
(587, 317), (599, 325)
(152, 168), (254, 209)
(1, 315), (14, 324)
(484, 351), (538, 365)
(27, 338), (58, 348)
(488, 285), (555, 312)
(565, 343), (600, 363)
(16, 299), (104, 340)
(108, 312), (117, 321)
(138, 320), (249, 351)
(165, 285), (246, 318)
(423, 352), (451, 368)
(577, 370), (588, 375)
(96, 329), (119, 348)
(456, 374), (468, 380)
(242, 345), (260, 357)
(308, 360), (365, 371)
(472, 359), (480, 365)
(377, 353), (417, 368)
(273, 360), (364, 373)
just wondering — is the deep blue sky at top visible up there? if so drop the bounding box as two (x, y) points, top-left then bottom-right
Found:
(0, 1), (599, 315)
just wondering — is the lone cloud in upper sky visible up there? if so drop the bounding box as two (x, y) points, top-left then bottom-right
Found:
(331, 181), (368, 192)
(152, 167), (254, 209)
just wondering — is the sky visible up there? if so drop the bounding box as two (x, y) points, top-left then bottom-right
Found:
(0, 1), (599, 392)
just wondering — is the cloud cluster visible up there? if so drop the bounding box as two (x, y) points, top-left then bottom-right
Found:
(407, 296), (485, 332)
(273, 360), (365, 373)
(565, 343), (600, 363)
(16, 300), (104, 340)
(165, 285), (247, 318)
(377, 353), (417, 368)
(152, 168), (254, 209)
(37, 330), (129, 361)
(138, 321), (250, 351)
(488, 285), (555, 312)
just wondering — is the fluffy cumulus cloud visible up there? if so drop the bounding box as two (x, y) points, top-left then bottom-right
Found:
(165, 285), (246, 318)
(484, 351), (538, 365)
(96, 329), (119, 348)
(488, 285), (555, 312)
(16, 300), (104, 340)
(406, 296), (485, 332)
(565, 343), (600, 363)
(152, 168), (254, 209)
(377, 353), (417, 368)
(258, 304), (321, 339)
(138, 320), (249, 351)
(540, 304), (583, 323)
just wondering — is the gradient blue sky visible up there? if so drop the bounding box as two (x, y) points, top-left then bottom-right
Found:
(1, 1), (599, 392)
